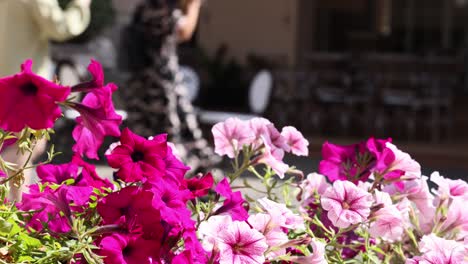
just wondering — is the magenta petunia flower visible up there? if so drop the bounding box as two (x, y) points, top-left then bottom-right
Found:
(0, 60), (70, 132)
(99, 233), (161, 264)
(36, 163), (79, 184)
(214, 178), (249, 221)
(71, 59), (105, 92)
(18, 186), (75, 233)
(183, 173), (214, 199)
(212, 117), (255, 158)
(319, 138), (392, 183)
(281, 126), (309, 156)
(72, 83), (122, 159)
(321, 180), (373, 228)
(106, 128), (167, 182)
(163, 142), (190, 186)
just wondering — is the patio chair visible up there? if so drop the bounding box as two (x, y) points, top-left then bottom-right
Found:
(182, 65), (274, 124)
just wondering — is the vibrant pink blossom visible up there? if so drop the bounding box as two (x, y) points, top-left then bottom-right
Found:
(36, 163), (79, 184)
(406, 234), (466, 264)
(214, 178), (249, 221)
(97, 186), (163, 236)
(149, 178), (192, 226)
(248, 213), (289, 258)
(106, 128), (166, 182)
(289, 238), (327, 264)
(258, 197), (304, 230)
(281, 126), (309, 156)
(183, 173), (214, 199)
(321, 180), (373, 228)
(200, 215), (268, 264)
(71, 59), (105, 92)
(163, 141), (190, 186)
(0, 59), (70, 132)
(72, 83), (122, 159)
(18, 186), (73, 233)
(318, 141), (370, 183)
(99, 234), (161, 264)
(71, 155), (114, 190)
(212, 117), (255, 158)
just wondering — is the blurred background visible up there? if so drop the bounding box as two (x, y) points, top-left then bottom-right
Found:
(50, 0), (468, 177)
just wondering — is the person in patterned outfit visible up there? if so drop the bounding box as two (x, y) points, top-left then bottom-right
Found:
(123, 0), (218, 171)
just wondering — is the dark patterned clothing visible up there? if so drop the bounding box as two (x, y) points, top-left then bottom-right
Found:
(123, 0), (217, 170)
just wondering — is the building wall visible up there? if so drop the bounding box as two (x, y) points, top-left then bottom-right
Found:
(198, 0), (299, 66)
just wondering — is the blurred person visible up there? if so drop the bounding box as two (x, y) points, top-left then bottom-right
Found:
(0, 0), (92, 201)
(124, 0), (219, 171)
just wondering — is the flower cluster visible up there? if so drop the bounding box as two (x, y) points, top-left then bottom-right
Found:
(0, 60), (467, 264)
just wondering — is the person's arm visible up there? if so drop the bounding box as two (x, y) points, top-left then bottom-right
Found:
(28, 0), (91, 42)
(176, 0), (202, 42)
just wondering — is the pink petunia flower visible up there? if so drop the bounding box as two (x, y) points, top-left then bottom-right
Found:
(257, 197), (304, 230)
(0, 59), (70, 132)
(212, 117), (255, 158)
(321, 180), (373, 228)
(248, 213), (289, 258)
(373, 142), (421, 190)
(106, 128), (167, 183)
(281, 126), (309, 156)
(255, 135), (289, 178)
(72, 83), (122, 159)
(289, 238), (327, 264)
(406, 234), (466, 264)
(99, 233), (161, 264)
(369, 196), (410, 242)
(199, 215), (268, 264)
(300, 173), (330, 201)
(430, 171), (468, 201)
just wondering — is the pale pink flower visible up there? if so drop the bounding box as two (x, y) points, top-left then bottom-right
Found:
(248, 118), (289, 153)
(321, 181), (373, 228)
(199, 215), (268, 264)
(430, 171), (468, 201)
(406, 234), (466, 264)
(290, 238), (327, 264)
(249, 213), (289, 258)
(383, 176), (436, 233)
(281, 126), (309, 156)
(199, 215), (232, 251)
(437, 197), (468, 239)
(258, 197), (304, 230)
(300, 173), (330, 201)
(256, 136), (289, 178)
(384, 142), (421, 180)
(369, 198), (410, 242)
(212, 117), (255, 158)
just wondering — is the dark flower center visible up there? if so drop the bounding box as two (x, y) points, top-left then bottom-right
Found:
(131, 151), (145, 162)
(123, 245), (133, 257)
(20, 82), (38, 96)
